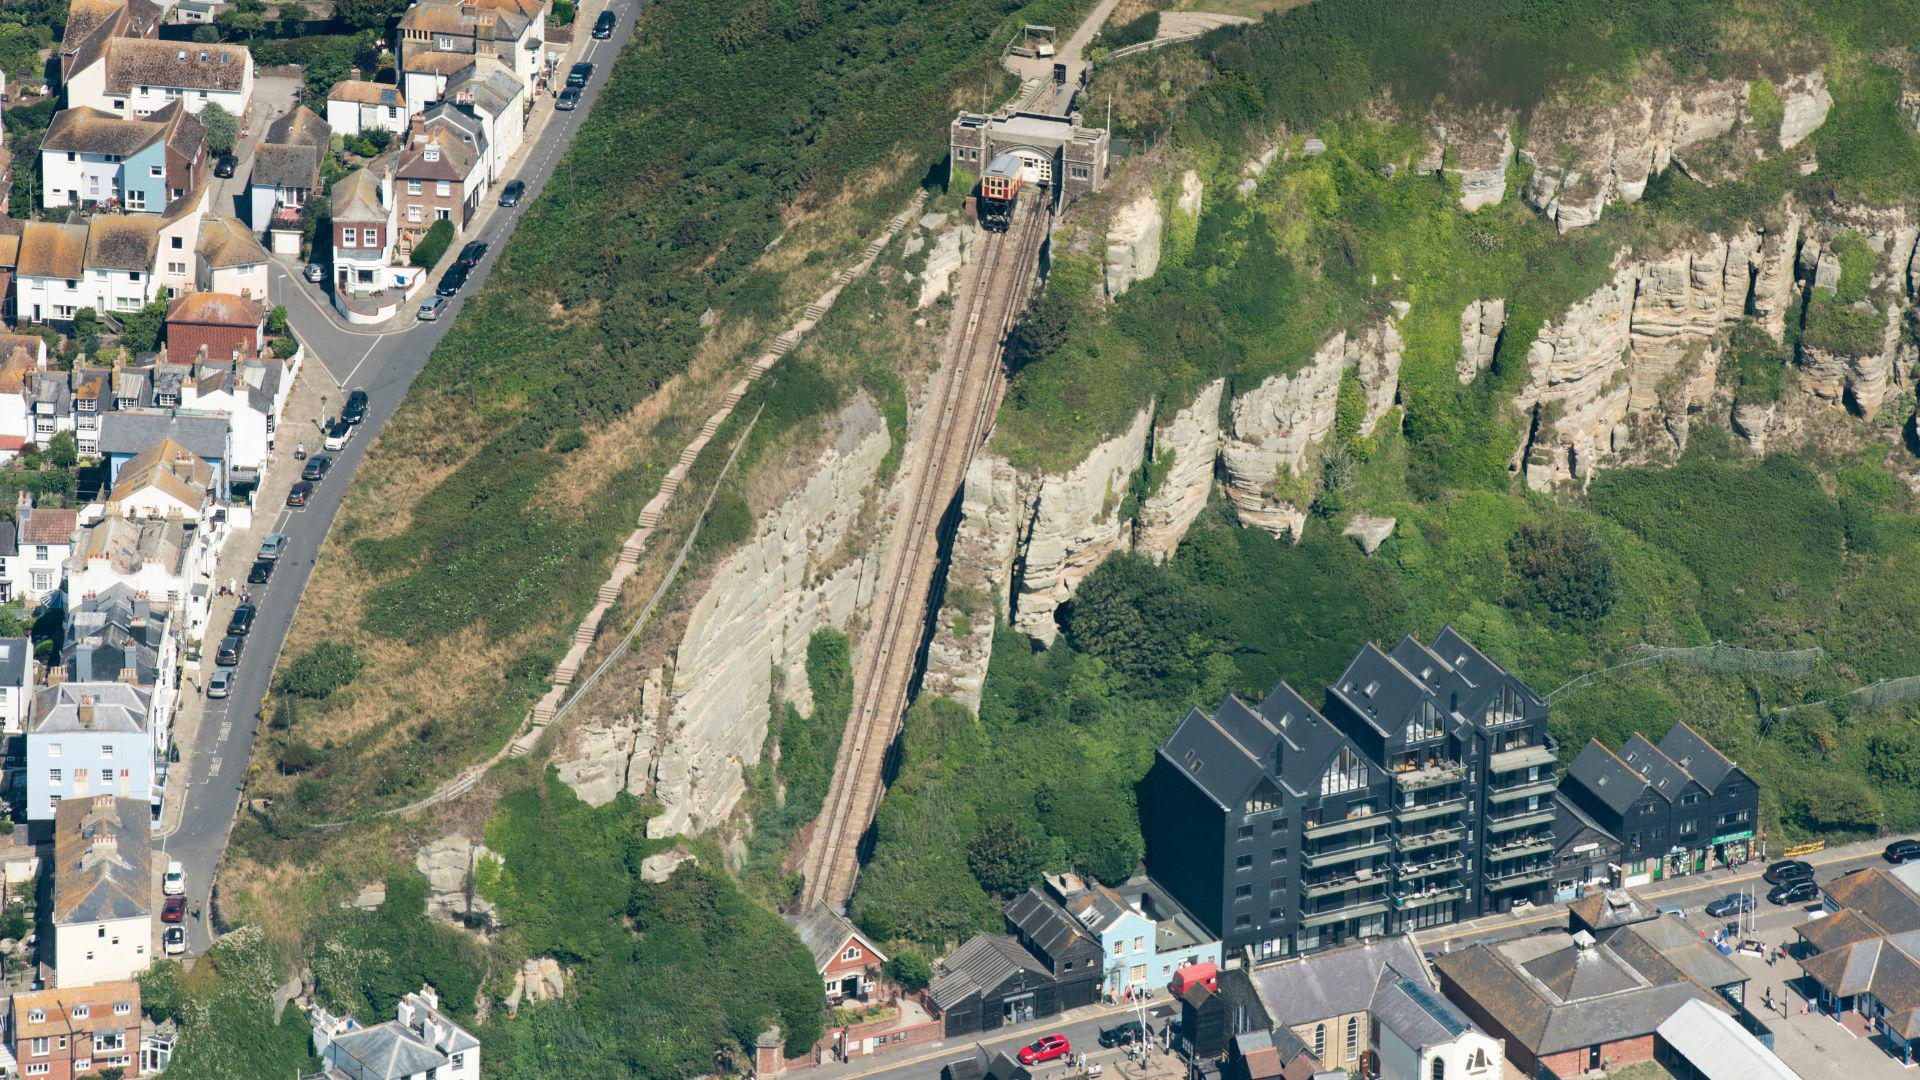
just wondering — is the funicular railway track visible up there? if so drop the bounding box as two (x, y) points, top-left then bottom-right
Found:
(799, 191), (1048, 908)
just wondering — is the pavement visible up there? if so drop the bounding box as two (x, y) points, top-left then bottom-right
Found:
(155, 0), (643, 955)
(818, 999), (1183, 1080)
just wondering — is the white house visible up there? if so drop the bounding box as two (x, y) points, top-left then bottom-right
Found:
(39, 101), (205, 212)
(64, 587), (183, 759)
(179, 368), (272, 477)
(396, 0), (545, 113)
(68, 509), (210, 646)
(195, 214), (270, 300)
(51, 796), (151, 988)
(15, 220), (93, 324)
(446, 57), (524, 181)
(154, 184), (211, 294)
(0, 637), (35, 734)
(16, 494), (79, 604)
(327, 79), (406, 136)
(26, 681), (154, 822)
(1371, 976), (1504, 1080)
(82, 214), (161, 314)
(66, 37), (253, 120)
(310, 985), (481, 1080)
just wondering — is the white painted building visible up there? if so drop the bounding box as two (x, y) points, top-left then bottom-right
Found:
(1371, 976), (1505, 1080)
(326, 79), (406, 136)
(0, 637), (35, 734)
(310, 985), (482, 1080)
(66, 37), (253, 120)
(51, 796), (151, 988)
(16, 495), (78, 604)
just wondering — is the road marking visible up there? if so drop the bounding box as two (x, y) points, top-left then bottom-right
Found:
(208, 759), (222, 778)
(217, 721), (233, 742)
(340, 338), (382, 387)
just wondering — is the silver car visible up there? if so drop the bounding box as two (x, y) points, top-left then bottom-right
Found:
(208, 668), (233, 699)
(259, 532), (289, 560)
(418, 295), (448, 320)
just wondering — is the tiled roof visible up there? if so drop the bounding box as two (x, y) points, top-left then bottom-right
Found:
(21, 505), (78, 546)
(1566, 739), (1654, 817)
(398, 0), (528, 40)
(17, 221), (90, 279)
(330, 166), (388, 223)
(328, 1022), (449, 1080)
(1656, 721), (1740, 792)
(103, 37), (250, 94)
(1006, 888), (1096, 966)
(11, 982), (141, 1042)
(1799, 908), (1887, 954)
(251, 143), (319, 191)
(1246, 934), (1429, 1028)
(785, 902), (884, 972)
(0, 217), (23, 269)
(85, 214), (161, 272)
(1799, 931), (1920, 1038)
(264, 104), (329, 148)
(402, 50), (481, 76)
(196, 215), (268, 268)
(98, 410), (228, 461)
(167, 291), (263, 327)
(52, 796), (150, 925)
(329, 79), (405, 108)
(42, 106), (170, 157)
(30, 682), (151, 736)
(1822, 868), (1920, 935)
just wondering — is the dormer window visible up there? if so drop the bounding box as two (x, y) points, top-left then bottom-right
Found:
(424, 145), (441, 163)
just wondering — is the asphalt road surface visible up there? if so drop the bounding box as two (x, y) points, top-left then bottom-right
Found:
(160, 1), (642, 953)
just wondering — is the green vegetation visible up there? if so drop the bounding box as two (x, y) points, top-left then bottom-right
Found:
(1506, 520), (1618, 628)
(1802, 298), (1885, 355)
(278, 642), (363, 699)
(200, 103), (240, 157)
(145, 929), (319, 1078)
(409, 219), (455, 269)
(1725, 325), (1788, 405)
(741, 628), (853, 903)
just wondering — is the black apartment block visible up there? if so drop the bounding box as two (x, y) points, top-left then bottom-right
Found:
(1559, 721), (1759, 885)
(1146, 628), (1558, 963)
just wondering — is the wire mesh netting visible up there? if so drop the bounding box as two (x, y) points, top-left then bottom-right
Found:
(1545, 641), (1823, 703)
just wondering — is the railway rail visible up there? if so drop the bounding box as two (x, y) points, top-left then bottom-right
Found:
(799, 191), (1048, 907)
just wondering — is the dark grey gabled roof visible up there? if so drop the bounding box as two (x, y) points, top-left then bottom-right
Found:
(1006, 888), (1094, 964)
(1159, 700), (1272, 812)
(0, 638), (29, 691)
(1550, 790), (1616, 853)
(1617, 734), (1701, 801)
(1253, 681), (1354, 798)
(1565, 739), (1655, 818)
(1246, 933), (1429, 1028)
(785, 902), (883, 971)
(928, 934), (1050, 1011)
(1370, 977), (1473, 1050)
(1656, 721), (1740, 793)
(97, 409), (227, 460)
(1328, 641), (1430, 737)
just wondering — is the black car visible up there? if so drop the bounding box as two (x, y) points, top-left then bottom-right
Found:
(341, 388), (369, 424)
(215, 635), (245, 667)
(286, 480), (312, 507)
(226, 603), (256, 637)
(498, 180), (526, 207)
(1704, 892), (1755, 918)
(213, 153), (238, 178)
(1888, 839), (1920, 864)
(437, 262), (470, 297)
(1763, 859), (1814, 885)
(556, 86), (581, 111)
(1768, 879), (1819, 906)
(568, 61), (593, 87)
(302, 455), (334, 482)
(1098, 1021), (1145, 1049)
(593, 9), (616, 37)
(248, 558), (275, 585)
(457, 240), (488, 267)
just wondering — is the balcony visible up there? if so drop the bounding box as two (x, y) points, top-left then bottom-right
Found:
(1302, 869), (1383, 898)
(1394, 827), (1464, 853)
(1394, 796), (1467, 823)
(1484, 865), (1554, 888)
(1397, 854), (1465, 879)
(1299, 899), (1390, 929)
(1392, 760), (1466, 791)
(1488, 777), (1558, 803)
(1393, 886), (1464, 909)
(1486, 808), (1555, 833)
(1303, 809), (1391, 839)
(1486, 836), (1555, 860)
(1489, 741), (1558, 774)
(1302, 839), (1392, 870)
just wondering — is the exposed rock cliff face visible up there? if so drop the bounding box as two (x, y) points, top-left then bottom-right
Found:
(1105, 192), (1165, 298)
(1459, 299), (1507, 383)
(1010, 409), (1152, 644)
(1779, 71), (1834, 149)
(1136, 379), (1224, 561)
(917, 219), (973, 309)
(554, 668), (665, 807)
(646, 399), (889, 838)
(1221, 322), (1403, 537)
(1419, 111), (1517, 212)
(922, 453), (1019, 713)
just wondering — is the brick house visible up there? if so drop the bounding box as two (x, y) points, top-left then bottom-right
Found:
(787, 902), (889, 1004)
(9, 980), (142, 1080)
(391, 116), (485, 252)
(165, 292), (265, 361)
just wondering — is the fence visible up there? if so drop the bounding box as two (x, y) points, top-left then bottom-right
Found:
(1769, 674), (1920, 716)
(1545, 641), (1823, 703)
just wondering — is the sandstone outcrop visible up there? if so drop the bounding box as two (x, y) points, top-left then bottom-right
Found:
(1105, 192), (1164, 298)
(554, 668), (665, 807)
(648, 399), (889, 838)
(917, 222), (972, 308)
(640, 849), (697, 883)
(415, 836), (500, 929)
(1730, 400), (1778, 452)
(1135, 379), (1224, 561)
(1177, 169), (1204, 219)
(1458, 299), (1507, 383)
(1010, 410), (1152, 644)
(922, 453), (1019, 713)
(1343, 515), (1396, 555)
(505, 957), (567, 1016)
(1778, 71), (1834, 149)
(1419, 112), (1517, 212)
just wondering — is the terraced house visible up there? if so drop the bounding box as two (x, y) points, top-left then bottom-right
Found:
(1560, 722), (1759, 887)
(66, 37), (253, 120)
(1147, 629), (1560, 964)
(39, 101), (206, 211)
(395, 0), (546, 119)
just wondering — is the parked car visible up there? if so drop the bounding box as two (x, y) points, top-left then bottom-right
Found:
(164, 861), (186, 896)
(1705, 893), (1755, 918)
(1763, 859), (1814, 885)
(568, 61), (594, 87)
(259, 532), (288, 560)
(213, 153), (238, 178)
(324, 418), (353, 451)
(556, 86), (581, 111)
(1887, 839), (1920, 864)
(437, 262), (469, 297)
(162, 895), (187, 923)
(226, 603), (256, 637)
(457, 240), (488, 267)
(342, 389), (370, 424)
(302, 455), (333, 482)
(304, 262), (325, 283)
(208, 668), (233, 699)
(593, 9), (616, 37)
(286, 480), (312, 507)
(1018, 1035), (1070, 1066)
(1098, 1021), (1145, 1048)
(498, 180), (526, 206)
(1768, 879), (1819, 906)
(248, 558), (275, 585)
(215, 635), (245, 667)
(418, 295), (448, 321)
(165, 926), (186, 956)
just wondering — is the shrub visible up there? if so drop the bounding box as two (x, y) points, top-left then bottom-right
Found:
(270, 337), (299, 359)
(1106, 11), (1158, 48)
(267, 305), (290, 336)
(552, 0), (575, 24)
(1506, 520), (1618, 626)
(1801, 299), (1885, 356)
(409, 219), (455, 268)
(966, 815), (1043, 899)
(200, 103), (239, 156)
(279, 642), (363, 699)
(1724, 324), (1786, 405)
(885, 953), (933, 991)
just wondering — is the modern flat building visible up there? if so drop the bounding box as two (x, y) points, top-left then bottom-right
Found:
(1560, 721), (1758, 887)
(1146, 629), (1559, 964)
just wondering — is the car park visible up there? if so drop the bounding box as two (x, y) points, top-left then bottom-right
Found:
(208, 668), (233, 699)
(1764, 859), (1814, 885)
(498, 180), (525, 206)
(163, 895), (187, 923)
(165, 926), (186, 955)
(1768, 879), (1819, 905)
(437, 262), (469, 297)
(259, 532), (288, 560)
(214, 153), (237, 178)
(226, 603), (256, 637)
(556, 87), (581, 111)
(1098, 1021), (1145, 1048)
(1705, 893), (1755, 918)
(593, 9), (616, 37)
(1887, 839), (1920, 864)
(249, 558), (275, 584)
(324, 418), (353, 451)
(457, 241), (488, 267)
(568, 61), (594, 87)
(164, 861), (186, 895)
(216, 635), (245, 667)
(342, 389), (369, 424)
(302, 455), (334, 482)
(418, 295), (448, 321)
(1018, 1035), (1070, 1065)
(286, 480), (312, 507)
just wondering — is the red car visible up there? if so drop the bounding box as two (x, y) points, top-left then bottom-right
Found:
(162, 895), (187, 923)
(1018, 1035), (1070, 1065)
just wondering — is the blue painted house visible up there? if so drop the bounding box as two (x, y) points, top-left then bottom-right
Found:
(39, 101), (207, 213)
(1045, 873), (1224, 997)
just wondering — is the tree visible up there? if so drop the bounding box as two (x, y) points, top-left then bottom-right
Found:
(71, 308), (100, 356)
(551, 0), (575, 24)
(278, 1), (310, 27)
(200, 102), (239, 156)
(410, 218), (455, 268)
(1005, 286), (1076, 374)
(966, 816), (1043, 898)
(884, 953), (932, 991)
(116, 291), (170, 356)
(45, 431), (77, 468)
(267, 305), (290, 336)
(1506, 519), (1618, 626)
(1060, 553), (1211, 684)
(334, 0), (408, 32)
